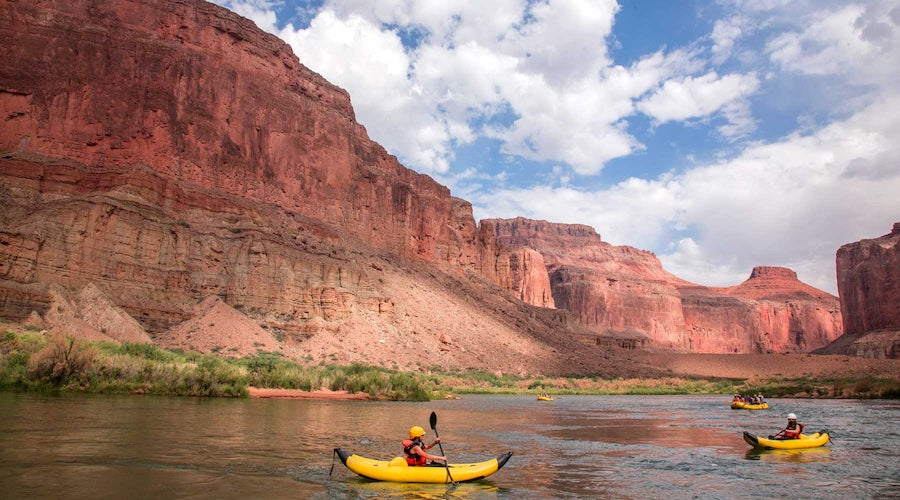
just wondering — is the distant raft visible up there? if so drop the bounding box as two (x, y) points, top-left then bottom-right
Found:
(742, 430), (830, 450)
(731, 401), (769, 410)
(537, 395), (554, 401)
(333, 448), (513, 483)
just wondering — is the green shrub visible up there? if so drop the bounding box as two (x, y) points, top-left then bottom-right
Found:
(116, 342), (176, 362)
(26, 334), (95, 385)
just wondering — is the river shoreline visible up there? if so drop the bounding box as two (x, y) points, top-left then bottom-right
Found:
(247, 387), (372, 400)
(1, 326), (897, 400)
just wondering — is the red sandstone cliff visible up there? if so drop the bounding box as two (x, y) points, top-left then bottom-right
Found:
(681, 267), (842, 353)
(0, 0), (588, 375)
(486, 218), (842, 353)
(0, 0), (453, 262)
(820, 223), (900, 358)
(0, 0), (846, 374)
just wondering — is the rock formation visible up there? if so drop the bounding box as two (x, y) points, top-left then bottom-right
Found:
(40, 283), (152, 344)
(681, 267), (842, 353)
(821, 223), (900, 358)
(155, 296), (289, 357)
(486, 218), (842, 353)
(0, 0), (848, 374)
(0, 0), (604, 375)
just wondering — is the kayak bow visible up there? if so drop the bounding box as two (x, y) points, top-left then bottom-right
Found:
(742, 430), (830, 450)
(334, 448), (512, 483)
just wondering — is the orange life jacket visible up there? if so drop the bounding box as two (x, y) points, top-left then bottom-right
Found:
(784, 422), (804, 438)
(402, 438), (427, 466)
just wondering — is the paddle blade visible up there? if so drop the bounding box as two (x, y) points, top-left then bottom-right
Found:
(429, 411), (437, 430)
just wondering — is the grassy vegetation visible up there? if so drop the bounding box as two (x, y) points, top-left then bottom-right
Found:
(1, 329), (896, 400)
(424, 369), (745, 396)
(0, 330), (434, 400)
(739, 376), (900, 399)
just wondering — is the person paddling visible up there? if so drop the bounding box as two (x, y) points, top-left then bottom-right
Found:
(772, 413), (805, 439)
(402, 426), (447, 466)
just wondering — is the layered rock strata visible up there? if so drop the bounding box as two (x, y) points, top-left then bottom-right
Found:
(0, 0), (594, 375)
(823, 223), (900, 358)
(486, 218), (842, 353)
(0, 0), (848, 371)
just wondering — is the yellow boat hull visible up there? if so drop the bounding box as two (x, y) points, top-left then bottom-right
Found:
(743, 431), (830, 450)
(334, 448), (512, 483)
(537, 396), (554, 401)
(731, 401), (769, 410)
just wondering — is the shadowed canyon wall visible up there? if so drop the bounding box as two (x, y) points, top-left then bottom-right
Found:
(822, 223), (900, 358)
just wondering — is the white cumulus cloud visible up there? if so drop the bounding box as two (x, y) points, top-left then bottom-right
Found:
(637, 72), (760, 136)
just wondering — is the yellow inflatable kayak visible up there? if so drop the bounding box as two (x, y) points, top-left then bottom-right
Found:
(731, 401), (769, 410)
(334, 448), (512, 483)
(743, 430), (830, 450)
(537, 396), (554, 401)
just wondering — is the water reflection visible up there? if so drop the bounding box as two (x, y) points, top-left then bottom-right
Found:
(349, 479), (501, 499)
(744, 447), (831, 463)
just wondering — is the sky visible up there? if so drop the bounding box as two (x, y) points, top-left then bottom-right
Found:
(212, 0), (900, 295)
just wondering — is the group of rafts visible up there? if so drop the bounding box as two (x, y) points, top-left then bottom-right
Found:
(333, 398), (831, 484)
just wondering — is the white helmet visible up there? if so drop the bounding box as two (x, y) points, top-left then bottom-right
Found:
(787, 413), (797, 420)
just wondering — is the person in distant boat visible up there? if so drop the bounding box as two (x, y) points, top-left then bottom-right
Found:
(403, 426), (446, 466)
(773, 413), (804, 439)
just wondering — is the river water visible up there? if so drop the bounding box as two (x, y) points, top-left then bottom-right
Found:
(1, 392), (897, 499)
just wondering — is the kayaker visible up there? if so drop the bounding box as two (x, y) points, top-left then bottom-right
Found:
(403, 426), (447, 466)
(773, 413), (805, 439)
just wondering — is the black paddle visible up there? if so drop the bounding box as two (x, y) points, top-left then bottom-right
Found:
(429, 411), (455, 485)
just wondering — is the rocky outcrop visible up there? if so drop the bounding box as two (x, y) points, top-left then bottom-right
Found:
(477, 219), (554, 309)
(155, 296), (289, 357)
(40, 283), (152, 343)
(821, 223), (900, 358)
(836, 223), (900, 336)
(681, 267), (842, 353)
(487, 219), (842, 353)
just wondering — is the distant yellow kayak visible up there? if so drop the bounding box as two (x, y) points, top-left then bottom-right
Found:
(537, 396), (554, 401)
(334, 448), (512, 483)
(731, 401), (769, 410)
(743, 430), (830, 450)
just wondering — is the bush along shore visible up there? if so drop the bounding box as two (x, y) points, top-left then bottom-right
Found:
(1, 330), (897, 400)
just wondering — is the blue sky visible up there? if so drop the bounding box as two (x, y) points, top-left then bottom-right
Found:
(214, 0), (900, 295)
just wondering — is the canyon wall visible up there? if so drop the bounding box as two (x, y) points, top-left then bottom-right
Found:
(681, 267), (842, 353)
(0, 0), (455, 264)
(0, 0), (847, 371)
(0, 0), (585, 375)
(0, 0), (537, 324)
(823, 223), (900, 358)
(486, 218), (842, 353)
